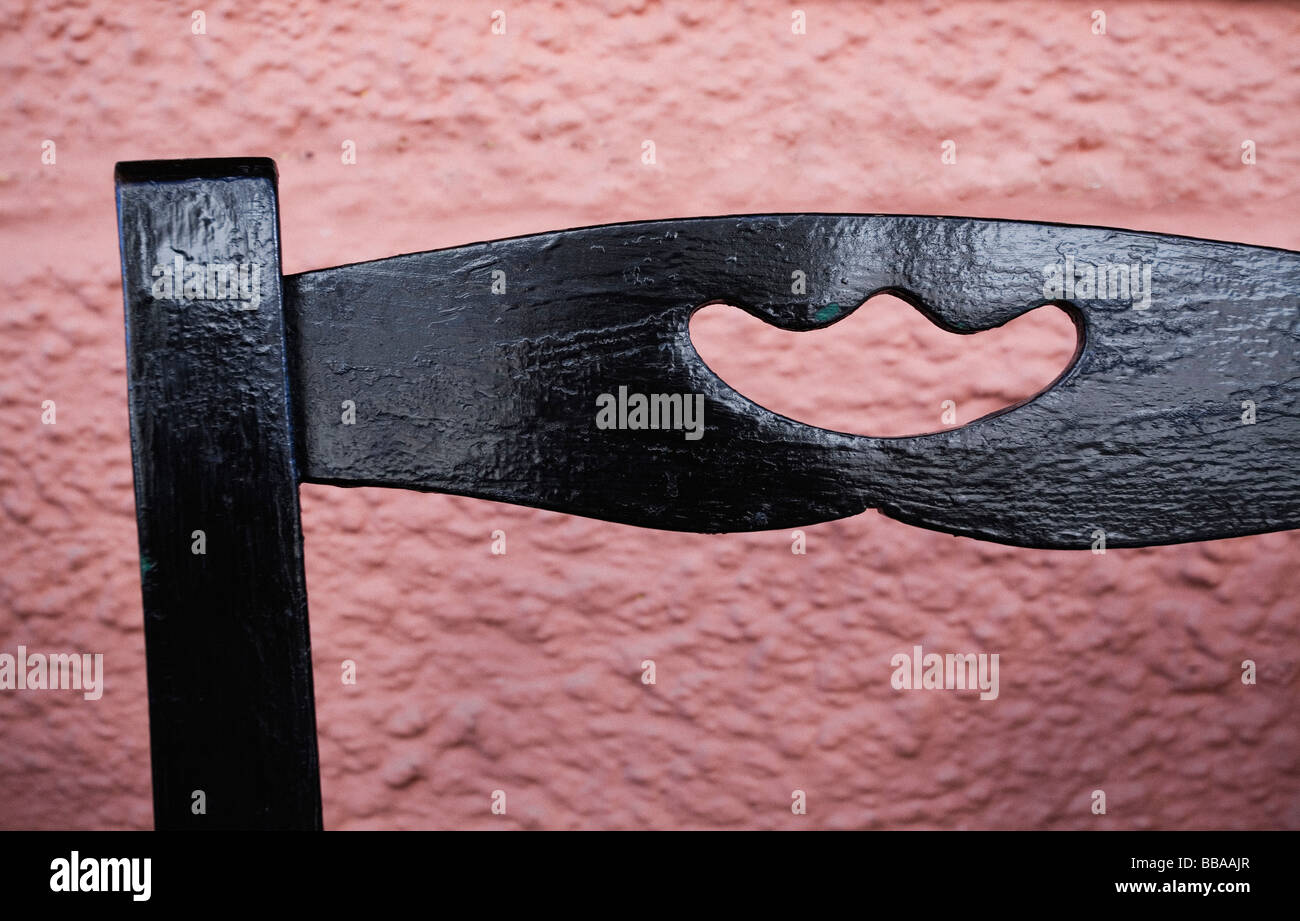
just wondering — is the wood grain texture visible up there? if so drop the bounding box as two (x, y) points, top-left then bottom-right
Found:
(286, 216), (1299, 548)
(117, 160), (322, 830)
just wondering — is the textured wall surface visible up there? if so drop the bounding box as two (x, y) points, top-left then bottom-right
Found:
(1, 0), (1299, 829)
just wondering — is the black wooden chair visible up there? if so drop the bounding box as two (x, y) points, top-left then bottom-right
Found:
(115, 158), (1298, 829)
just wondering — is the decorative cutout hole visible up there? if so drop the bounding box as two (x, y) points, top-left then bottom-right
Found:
(689, 294), (1079, 437)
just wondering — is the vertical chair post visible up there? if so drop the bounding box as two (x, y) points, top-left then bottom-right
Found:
(116, 159), (322, 829)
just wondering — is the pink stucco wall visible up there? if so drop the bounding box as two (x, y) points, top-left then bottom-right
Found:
(2, 0), (1298, 829)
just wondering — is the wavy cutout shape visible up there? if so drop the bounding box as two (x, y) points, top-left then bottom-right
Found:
(689, 293), (1080, 438)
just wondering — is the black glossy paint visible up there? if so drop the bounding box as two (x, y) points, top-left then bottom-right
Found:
(117, 157), (1297, 830)
(117, 159), (322, 830)
(286, 216), (1299, 549)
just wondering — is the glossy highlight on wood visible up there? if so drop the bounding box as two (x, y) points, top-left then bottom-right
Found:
(287, 214), (1299, 549)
